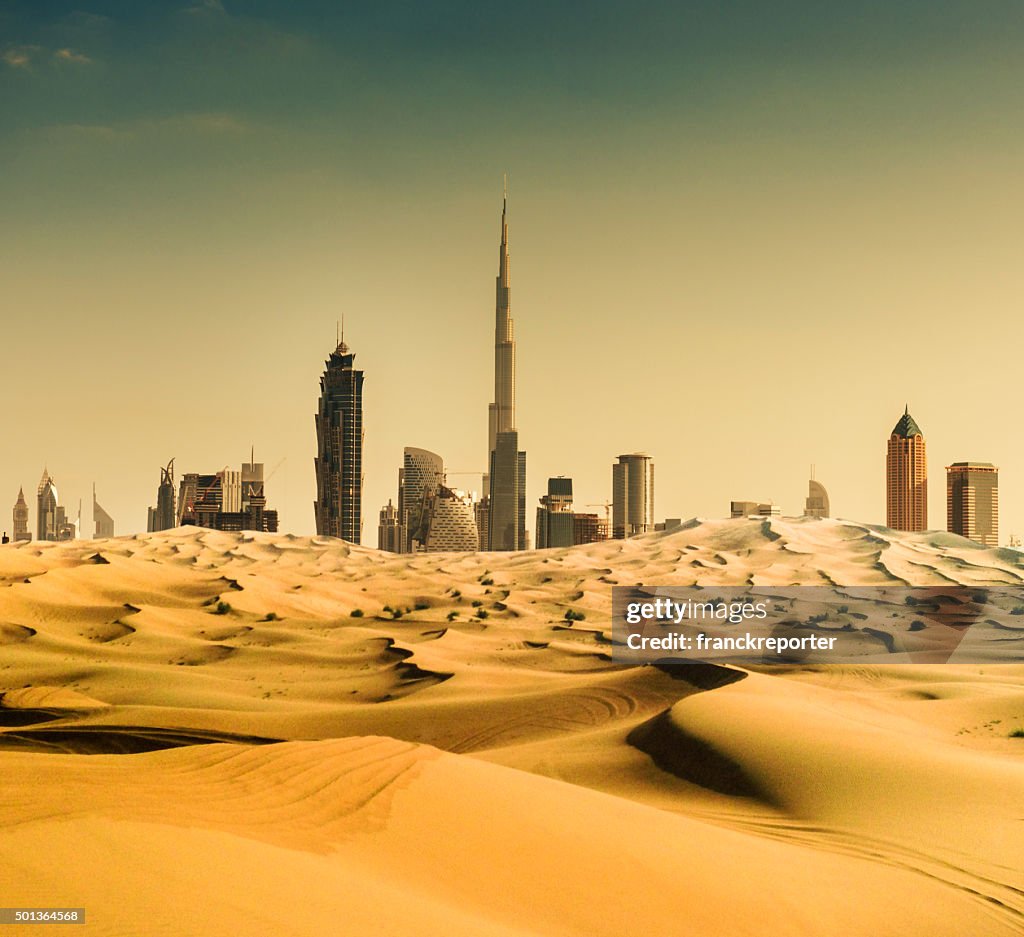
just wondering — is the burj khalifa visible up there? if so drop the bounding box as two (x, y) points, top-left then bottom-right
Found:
(485, 181), (527, 551)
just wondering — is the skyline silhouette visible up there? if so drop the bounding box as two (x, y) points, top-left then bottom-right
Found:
(2, 1), (1023, 537)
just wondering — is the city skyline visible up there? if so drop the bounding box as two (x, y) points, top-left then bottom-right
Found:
(4, 2), (1024, 539)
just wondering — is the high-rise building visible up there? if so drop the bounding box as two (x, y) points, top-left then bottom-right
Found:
(12, 488), (30, 542)
(731, 501), (781, 518)
(946, 462), (998, 546)
(474, 497), (490, 551)
(489, 431), (526, 550)
(612, 453), (655, 539)
(177, 462), (279, 532)
(804, 472), (830, 518)
(536, 477), (575, 549)
(93, 485), (114, 538)
(36, 469), (65, 542)
(240, 459), (272, 532)
(378, 500), (406, 553)
(148, 460), (177, 532)
(314, 338), (365, 543)
(398, 447), (443, 552)
(425, 487), (479, 552)
(485, 184), (527, 550)
(887, 406), (927, 531)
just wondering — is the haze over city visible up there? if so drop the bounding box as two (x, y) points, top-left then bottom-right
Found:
(3, 1), (1024, 539)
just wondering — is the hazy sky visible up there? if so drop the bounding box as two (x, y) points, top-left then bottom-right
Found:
(3, 1), (1024, 542)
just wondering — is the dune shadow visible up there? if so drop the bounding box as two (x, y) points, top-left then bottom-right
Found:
(0, 725), (281, 755)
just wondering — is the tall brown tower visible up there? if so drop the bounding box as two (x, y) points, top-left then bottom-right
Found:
(886, 406), (927, 531)
(946, 462), (998, 546)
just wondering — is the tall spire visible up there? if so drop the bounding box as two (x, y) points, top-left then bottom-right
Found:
(485, 178), (527, 551)
(489, 179), (516, 454)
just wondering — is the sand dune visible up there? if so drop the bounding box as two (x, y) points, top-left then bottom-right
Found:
(1, 517), (1022, 935)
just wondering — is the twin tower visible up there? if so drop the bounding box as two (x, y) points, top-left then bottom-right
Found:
(313, 187), (527, 549)
(886, 406), (998, 545)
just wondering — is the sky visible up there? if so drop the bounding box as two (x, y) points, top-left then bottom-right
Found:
(2, 1), (1024, 542)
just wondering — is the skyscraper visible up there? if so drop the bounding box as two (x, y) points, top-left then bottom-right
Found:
(488, 180), (516, 474)
(804, 470), (830, 518)
(398, 447), (443, 552)
(36, 469), (65, 542)
(176, 463), (279, 532)
(485, 183), (527, 550)
(314, 338), (365, 542)
(489, 433), (526, 550)
(536, 477), (575, 549)
(148, 460), (177, 532)
(378, 500), (406, 553)
(93, 485), (115, 538)
(946, 462), (998, 546)
(886, 406), (927, 531)
(612, 453), (655, 539)
(424, 487), (479, 552)
(474, 498), (490, 551)
(12, 488), (30, 542)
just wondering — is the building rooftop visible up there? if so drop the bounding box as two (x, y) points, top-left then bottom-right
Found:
(891, 406), (924, 439)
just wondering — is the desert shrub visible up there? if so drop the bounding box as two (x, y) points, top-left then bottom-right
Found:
(351, 609), (364, 618)
(1010, 728), (1024, 739)
(446, 611), (458, 621)
(476, 610), (489, 620)
(564, 609), (586, 622)
(263, 612), (279, 622)
(214, 602), (231, 616)
(1011, 606), (1024, 616)
(471, 600), (483, 608)
(414, 602), (430, 611)
(451, 589), (461, 598)
(480, 577), (494, 586)
(392, 609), (404, 620)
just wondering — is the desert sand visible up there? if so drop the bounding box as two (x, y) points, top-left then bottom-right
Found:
(0, 516), (1022, 935)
